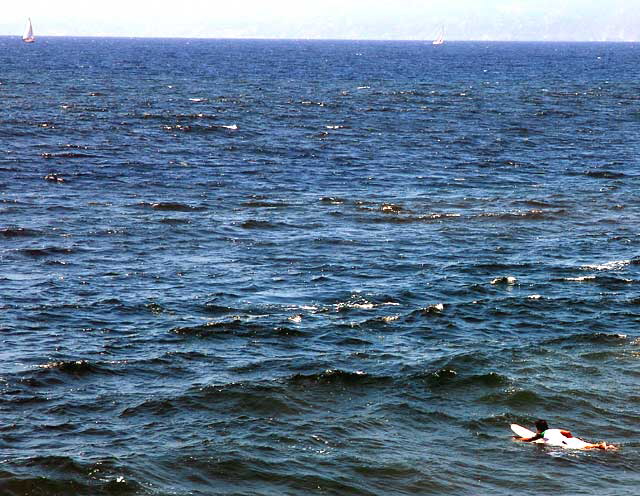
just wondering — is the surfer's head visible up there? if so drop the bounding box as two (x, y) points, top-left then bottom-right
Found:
(534, 419), (549, 432)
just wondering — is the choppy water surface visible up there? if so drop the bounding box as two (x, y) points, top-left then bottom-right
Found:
(1, 38), (640, 495)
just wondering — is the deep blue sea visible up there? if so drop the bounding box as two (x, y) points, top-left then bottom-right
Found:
(1, 37), (640, 495)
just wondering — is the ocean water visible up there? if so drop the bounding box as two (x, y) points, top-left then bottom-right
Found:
(1, 37), (640, 495)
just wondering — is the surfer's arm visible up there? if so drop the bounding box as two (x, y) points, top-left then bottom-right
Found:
(514, 433), (543, 442)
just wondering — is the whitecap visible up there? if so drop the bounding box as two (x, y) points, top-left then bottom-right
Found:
(421, 213), (461, 220)
(347, 303), (374, 310)
(581, 260), (630, 271)
(564, 275), (596, 282)
(422, 303), (444, 313)
(301, 306), (319, 312)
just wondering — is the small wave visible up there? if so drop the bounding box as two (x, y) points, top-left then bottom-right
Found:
(289, 369), (373, 386)
(143, 112), (218, 120)
(420, 367), (458, 385)
(291, 304), (319, 312)
(598, 275), (634, 286)
(319, 197), (346, 204)
(336, 301), (375, 312)
(241, 200), (291, 208)
(584, 170), (625, 179)
(300, 100), (328, 106)
(46, 205), (76, 212)
(203, 303), (240, 315)
(425, 213), (461, 220)
(1, 227), (41, 238)
(158, 218), (191, 225)
(333, 296), (399, 314)
(120, 397), (181, 417)
(20, 247), (75, 258)
(44, 260), (70, 266)
(563, 275), (597, 282)
(170, 317), (296, 339)
(361, 315), (400, 325)
(63, 143), (90, 149)
(479, 389), (540, 407)
(151, 202), (205, 212)
(275, 326), (306, 337)
(581, 260), (630, 271)
(178, 112), (217, 120)
(477, 209), (557, 221)
(139, 302), (163, 315)
(380, 203), (404, 213)
(336, 337), (374, 346)
(412, 351), (492, 375)
(162, 124), (237, 133)
(37, 360), (101, 376)
(364, 212), (461, 224)
(41, 152), (94, 159)
(138, 202), (206, 212)
(515, 199), (559, 208)
(171, 319), (245, 337)
(240, 219), (276, 229)
(425, 369), (509, 390)
(0, 456), (140, 495)
(0, 391), (49, 406)
(421, 303), (445, 315)
(535, 109), (578, 118)
(543, 332), (629, 346)
(405, 304), (447, 321)
(505, 126), (540, 136)
(123, 381), (300, 418)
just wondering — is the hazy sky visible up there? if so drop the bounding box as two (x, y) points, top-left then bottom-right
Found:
(2, 0), (639, 41)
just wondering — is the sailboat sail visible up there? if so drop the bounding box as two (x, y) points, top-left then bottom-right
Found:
(23, 18), (35, 43)
(432, 26), (444, 45)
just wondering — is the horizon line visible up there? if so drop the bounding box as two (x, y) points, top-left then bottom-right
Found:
(1, 35), (638, 43)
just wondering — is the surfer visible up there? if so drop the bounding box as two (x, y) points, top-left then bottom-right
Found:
(514, 419), (616, 450)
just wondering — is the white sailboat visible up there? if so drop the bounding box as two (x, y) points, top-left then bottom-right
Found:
(432, 26), (444, 45)
(22, 18), (35, 43)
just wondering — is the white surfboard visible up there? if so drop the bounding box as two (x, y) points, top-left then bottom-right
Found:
(510, 424), (591, 449)
(511, 424), (545, 443)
